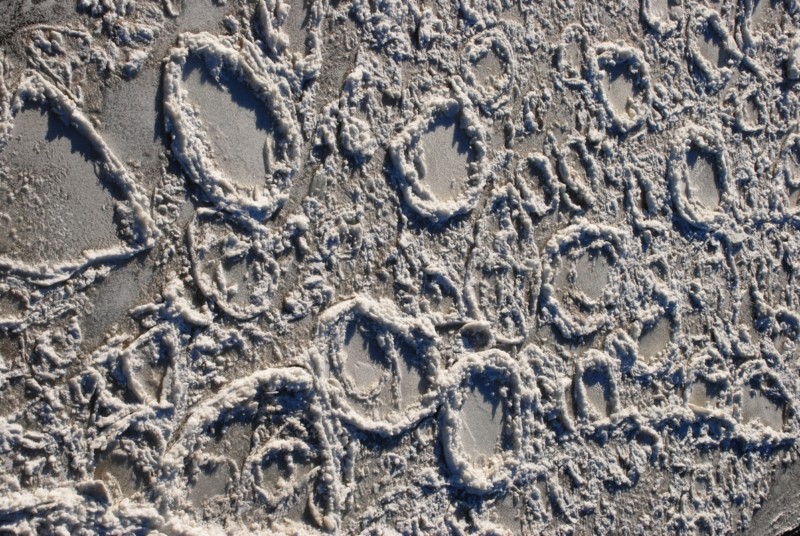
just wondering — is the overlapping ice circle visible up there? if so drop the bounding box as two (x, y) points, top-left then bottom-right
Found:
(459, 27), (517, 116)
(540, 223), (630, 339)
(162, 367), (340, 531)
(188, 208), (294, 321)
(314, 296), (441, 436)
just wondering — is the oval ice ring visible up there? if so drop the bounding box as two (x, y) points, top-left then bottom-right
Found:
(314, 296), (441, 436)
(188, 208), (288, 321)
(779, 132), (800, 208)
(388, 97), (488, 224)
(686, 7), (743, 91)
(163, 33), (303, 227)
(0, 74), (157, 286)
(572, 349), (620, 424)
(514, 153), (560, 219)
(555, 24), (588, 83)
(588, 43), (653, 134)
(540, 223), (628, 339)
(439, 350), (522, 495)
(162, 367), (338, 531)
(460, 28), (517, 115)
(625, 298), (678, 373)
(666, 125), (732, 231)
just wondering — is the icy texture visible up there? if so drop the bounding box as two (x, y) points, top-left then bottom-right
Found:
(1, 0), (800, 534)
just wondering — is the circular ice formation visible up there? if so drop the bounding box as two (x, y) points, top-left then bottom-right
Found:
(0, 74), (157, 285)
(733, 88), (766, 134)
(464, 185), (542, 344)
(388, 97), (488, 224)
(105, 324), (182, 408)
(188, 209), (292, 321)
(459, 28), (517, 115)
(666, 125), (732, 231)
(555, 25), (588, 83)
(684, 352), (734, 420)
(588, 43), (653, 134)
(573, 350), (620, 423)
(540, 223), (628, 339)
(631, 309), (677, 365)
(163, 32), (302, 227)
(162, 367), (338, 531)
(609, 263), (680, 373)
(439, 350), (522, 495)
(554, 137), (597, 211)
(736, 360), (791, 433)
(514, 153), (560, 218)
(686, 8), (743, 91)
(640, 0), (682, 34)
(315, 296), (441, 436)
(738, 0), (797, 48)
